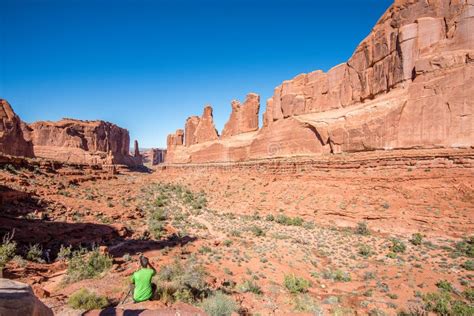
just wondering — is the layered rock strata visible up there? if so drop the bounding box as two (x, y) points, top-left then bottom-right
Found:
(24, 119), (142, 166)
(166, 0), (473, 164)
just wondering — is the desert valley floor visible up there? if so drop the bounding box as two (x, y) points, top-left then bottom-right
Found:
(1, 149), (473, 315)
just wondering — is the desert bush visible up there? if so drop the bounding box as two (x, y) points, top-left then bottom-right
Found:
(410, 233), (423, 246)
(461, 260), (474, 271)
(68, 288), (109, 310)
(390, 239), (406, 253)
(284, 274), (311, 294)
(322, 269), (351, 282)
(155, 257), (209, 303)
(26, 244), (44, 263)
(463, 288), (474, 303)
(293, 294), (322, 313)
(0, 231), (17, 268)
(148, 208), (167, 240)
(435, 280), (453, 292)
(201, 292), (237, 316)
(355, 221), (370, 235)
(237, 279), (262, 295)
(265, 214), (275, 221)
(249, 225), (265, 237)
(423, 290), (474, 315)
(454, 236), (474, 258)
(359, 244), (372, 257)
(65, 248), (112, 283)
(275, 214), (303, 226)
(57, 245), (72, 261)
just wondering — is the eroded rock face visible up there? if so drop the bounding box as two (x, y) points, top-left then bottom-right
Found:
(222, 93), (260, 139)
(24, 119), (142, 166)
(194, 106), (219, 144)
(166, 0), (473, 163)
(0, 100), (34, 157)
(0, 279), (53, 316)
(185, 116), (200, 147)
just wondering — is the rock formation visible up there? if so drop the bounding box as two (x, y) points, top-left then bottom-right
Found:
(194, 106), (219, 144)
(24, 119), (142, 166)
(185, 116), (200, 147)
(166, 0), (473, 164)
(0, 279), (53, 316)
(221, 93), (260, 139)
(0, 99), (34, 157)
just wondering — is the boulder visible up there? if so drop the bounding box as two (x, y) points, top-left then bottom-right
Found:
(0, 279), (53, 316)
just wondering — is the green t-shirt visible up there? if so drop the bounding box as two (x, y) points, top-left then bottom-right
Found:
(131, 268), (156, 302)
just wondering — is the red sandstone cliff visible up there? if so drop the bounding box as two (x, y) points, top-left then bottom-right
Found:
(23, 119), (142, 166)
(166, 0), (474, 164)
(0, 100), (34, 157)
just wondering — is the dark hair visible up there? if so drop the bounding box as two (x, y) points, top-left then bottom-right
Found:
(139, 256), (149, 268)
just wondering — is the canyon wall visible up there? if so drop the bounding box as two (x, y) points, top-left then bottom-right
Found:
(166, 0), (474, 164)
(23, 119), (142, 166)
(0, 100), (34, 157)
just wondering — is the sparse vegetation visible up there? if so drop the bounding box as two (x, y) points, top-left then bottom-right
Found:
(201, 292), (237, 316)
(275, 214), (304, 226)
(155, 257), (209, 303)
(68, 288), (109, 310)
(454, 236), (474, 258)
(410, 233), (423, 246)
(26, 244), (44, 263)
(390, 239), (407, 253)
(238, 279), (262, 295)
(461, 260), (474, 271)
(0, 231), (17, 268)
(284, 274), (311, 294)
(65, 248), (112, 283)
(356, 221), (370, 235)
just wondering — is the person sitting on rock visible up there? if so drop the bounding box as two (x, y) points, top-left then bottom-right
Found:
(130, 255), (156, 303)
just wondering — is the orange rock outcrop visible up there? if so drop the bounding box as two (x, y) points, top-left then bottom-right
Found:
(0, 99), (34, 157)
(166, 0), (473, 163)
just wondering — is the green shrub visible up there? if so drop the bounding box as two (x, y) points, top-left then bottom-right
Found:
(322, 269), (351, 282)
(265, 214), (275, 221)
(410, 233), (423, 246)
(463, 288), (474, 303)
(435, 280), (453, 292)
(65, 248), (112, 283)
(461, 260), (474, 271)
(68, 289), (109, 310)
(156, 258), (209, 303)
(390, 239), (406, 253)
(238, 279), (262, 295)
(284, 274), (311, 294)
(0, 231), (17, 268)
(148, 208), (167, 240)
(201, 292), (237, 316)
(275, 214), (303, 226)
(292, 294), (322, 313)
(57, 245), (72, 261)
(356, 221), (370, 235)
(249, 225), (265, 237)
(26, 244), (43, 263)
(455, 236), (474, 258)
(423, 290), (474, 315)
(359, 244), (372, 257)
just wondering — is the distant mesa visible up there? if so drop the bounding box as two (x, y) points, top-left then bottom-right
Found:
(0, 99), (142, 167)
(166, 0), (474, 164)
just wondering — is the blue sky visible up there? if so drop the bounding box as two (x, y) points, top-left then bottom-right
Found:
(1, 0), (392, 148)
